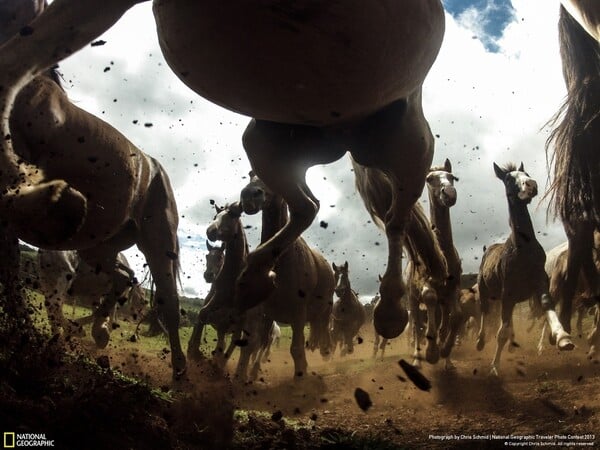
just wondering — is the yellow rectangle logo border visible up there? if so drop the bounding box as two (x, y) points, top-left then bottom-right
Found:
(3, 432), (15, 448)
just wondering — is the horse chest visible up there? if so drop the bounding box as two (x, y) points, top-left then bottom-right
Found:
(153, 0), (444, 126)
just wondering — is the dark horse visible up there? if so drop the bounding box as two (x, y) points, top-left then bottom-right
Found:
(545, 3), (600, 349)
(188, 202), (274, 381)
(477, 163), (574, 375)
(0, 0), (445, 342)
(240, 173), (334, 378)
(0, 0), (185, 379)
(330, 261), (366, 357)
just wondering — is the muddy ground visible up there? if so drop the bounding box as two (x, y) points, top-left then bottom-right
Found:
(1, 307), (599, 449)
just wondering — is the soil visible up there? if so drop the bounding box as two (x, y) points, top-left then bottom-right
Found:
(1, 310), (599, 449)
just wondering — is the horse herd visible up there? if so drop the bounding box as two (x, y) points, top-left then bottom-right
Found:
(0, 1), (598, 387)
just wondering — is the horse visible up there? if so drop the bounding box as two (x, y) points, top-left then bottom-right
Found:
(476, 162), (574, 376)
(0, 0), (447, 345)
(330, 261), (366, 357)
(239, 173), (334, 378)
(187, 204), (245, 365)
(538, 236), (600, 358)
(424, 158), (464, 364)
(38, 249), (146, 337)
(456, 285), (481, 346)
(188, 202), (275, 381)
(0, 0), (185, 379)
(544, 4), (600, 344)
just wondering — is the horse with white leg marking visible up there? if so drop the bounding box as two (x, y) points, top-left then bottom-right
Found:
(240, 173), (335, 379)
(0, 0), (185, 380)
(544, 3), (600, 355)
(0, 0), (446, 346)
(538, 235), (600, 358)
(477, 163), (574, 376)
(330, 261), (366, 357)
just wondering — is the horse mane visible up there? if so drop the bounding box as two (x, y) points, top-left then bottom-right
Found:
(544, 6), (600, 225)
(500, 162), (518, 172)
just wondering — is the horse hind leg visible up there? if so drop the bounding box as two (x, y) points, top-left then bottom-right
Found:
(490, 302), (515, 376)
(422, 288), (440, 364)
(290, 321), (308, 379)
(587, 305), (599, 361)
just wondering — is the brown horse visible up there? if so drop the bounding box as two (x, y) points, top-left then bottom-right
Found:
(425, 159), (463, 363)
(0, 0), (445, 343)
(239, 173), (334, 378)
(540, 236), (600, 358)
(204, 241), (225, 284)
(477, 163), (574, 376)
(188, 202), (274, 381)
(38, 250), (146, 337)
(0, 0), (185, 378)
(545, 4), (600, 352)
(330, 261), (366, 357)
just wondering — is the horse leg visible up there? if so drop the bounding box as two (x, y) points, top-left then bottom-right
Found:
(476, 289), (489, 351)
(537, 321), (547, 355)
(587, 305), (599, 360)
(490, 301), (515, 376)
(422, 287), (440, 364)
(576, 303), (585, 337)
(187, 317), (205, 361)
(238, 120), (345, 311)
(537, 288), (574, 351)
(0, 1), (141, 227)
(440, 287), (464, 359)
(290, 321), (308, 379)
(351, 95), (433, 340)
(373, 331), (380, 359)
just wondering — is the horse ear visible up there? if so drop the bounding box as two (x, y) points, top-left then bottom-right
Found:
(344, 261), (348, 270)
(378, 274), (383, 282)
(248, 170), (255, 178)
(493, 162), (505, 180)
(215, 203), (224, 213)
(332, 262), (338, 271)
(444, 158), (452, 173)
(228, 201), (243, 217)
(518, 161), (525, 172)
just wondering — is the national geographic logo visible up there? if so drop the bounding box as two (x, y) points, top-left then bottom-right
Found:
(3, 433), (54, 447)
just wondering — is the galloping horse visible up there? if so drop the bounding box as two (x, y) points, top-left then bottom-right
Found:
(240, 173), (334, 378)
(204, 241), (225, 284)
(539, 236), (600, 358)
(425, 159), (463, 363)
(477, 163), (574, 376)
(0, 0), (446, 342)
(330, 262), (366, 357)
(38, 250), (146, 337)
(545, 3), (600, 352)
(188, 202), (274, 381)
(0, 0), (185, 378)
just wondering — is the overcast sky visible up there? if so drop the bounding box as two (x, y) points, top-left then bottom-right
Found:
(50, 0), (568, 300)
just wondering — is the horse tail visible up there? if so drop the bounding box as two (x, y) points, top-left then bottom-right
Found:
(545, 6), (600, 226)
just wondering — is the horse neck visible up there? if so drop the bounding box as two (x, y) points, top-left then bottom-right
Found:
(406, 203), (448, 281)
(260, 195), (288, 243)
(217, 221), (248, 287)
(507, 199), (536, 247)
(428, 192), (459, 270)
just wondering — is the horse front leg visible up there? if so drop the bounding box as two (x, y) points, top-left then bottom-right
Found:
(490, 300), (515, 376)
(0, 0), (140, 228)
(422, 287), (440, 364)
(290, 321), (308, 379)
(238, 120), (345, 311)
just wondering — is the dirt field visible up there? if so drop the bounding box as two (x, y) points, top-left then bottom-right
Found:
(3, 302), (599, 449)
(92, 306), (600, 449)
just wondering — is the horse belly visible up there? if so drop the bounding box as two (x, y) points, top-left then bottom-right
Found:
(153, 0), (444, 126)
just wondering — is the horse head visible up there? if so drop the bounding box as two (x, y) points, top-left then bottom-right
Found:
(332, 261), (351, 298)
(426, 158), (458, 207)
(239, 171), (273, 215)
(493, 161), (538, 204)
(206, 202), (243, 243)
(204, 241), (225, 283)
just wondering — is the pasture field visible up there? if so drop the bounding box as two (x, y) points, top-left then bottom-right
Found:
(3, 293), (600, 449)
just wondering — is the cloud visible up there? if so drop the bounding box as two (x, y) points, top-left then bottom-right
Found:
(51, 1), (568, 300)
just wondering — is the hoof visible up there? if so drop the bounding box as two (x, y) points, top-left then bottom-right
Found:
(587, 345), (597, 361)
(91, 320), (110, 349)
(489, 366), (500, 377)
(412, 357), (422, 369)
(556, 331), (575, 351)
(373, 301), (408, 339)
